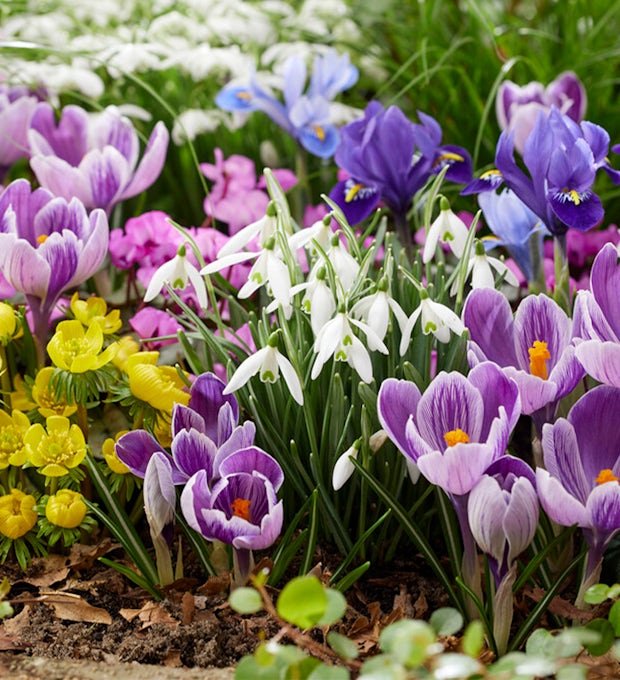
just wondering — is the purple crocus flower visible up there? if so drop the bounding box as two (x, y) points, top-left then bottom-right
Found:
(463, 287), (584, 432)
(216, 50), (356, 159)
(0, 178), (108, 350)
(468, 456), (538, 586)
(496, 71), (587, 155)
(377, 362), (520, 497)
(115, 372), (256, 483)
(180, 446), (284, 583)
(28, 103), (169, 214)
(329, 102), (472, 231)
(573, 243), (620, 387)
(0, 85), (40, 181)
(537, 385), (620, 604)
(464, 108), (620, 236)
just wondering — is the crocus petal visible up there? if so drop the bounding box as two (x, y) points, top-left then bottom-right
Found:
(115, 430), (168, 479)
(218, 446), (284, 491)
(171, 428), (216, 480)
(144, 451), (176, 536)
(536, 468), (589, 527)
(589, 243), (620, 340)
(188, 372), (239, 442)
(575, 340), (620, 388)
(416, 442), (495, 495)
(377, 378), (422, 459)
(120, 121), (169, 200)
(587, 483), (620, 535)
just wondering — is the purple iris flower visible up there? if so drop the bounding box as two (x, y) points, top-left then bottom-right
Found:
(537, 385), (620, 603)
(463, 288), (584, 432)
(573, 243), (620, 387)
(496, 71), (587, 155)
(28, 103), (169, 214)
(464, 108), (620, 236)
(115, 372), (256, 484)
(0, 178), (108, 349)
(216, 49), (357, 159)
(329, 102), (472, 229)
(377, 362), (520, 497)
(0, 85), (40, 181)
(468, 456), (538, 587)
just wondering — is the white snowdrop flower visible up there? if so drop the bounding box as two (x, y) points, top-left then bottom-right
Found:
(288, 266), (336, 335)
(399, 290), (465, 354)
(287, 213), (334, 256)
(215, 202), (278, 259)
(224, 333), (304, 405)
(423, 197), (470, 263)
(350, 278), (408, 343)
(312, 311), (388, 383)
(172, 109), (229, 145)
(311, 234), (360, 294)
(99, 43), (165, 76)
(144, 244), (208, 310)
(452, 241), (520, 295)
(39, 63), (105, 99)
(237, 239), (292, 312)
(332, 438), (361, 490)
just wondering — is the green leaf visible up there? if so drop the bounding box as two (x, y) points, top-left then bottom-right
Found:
(277, 576), (327, 628)
(609, 599), (620, 636)
(229, 587), (263, 615)
(556, 664), (588, 680)
(379, 619), (436, 668)
(0, 601), (14, 619)
(307, 663), (350, 680)
(317, 588), (346, 626)
(583, 618), (615, 657)
(331, 561), (371, 594)
(584, 583), (610, 605)
(327, 631), (359, 661)
(429, 607), (464, 636)
(461, 620), (485, 658)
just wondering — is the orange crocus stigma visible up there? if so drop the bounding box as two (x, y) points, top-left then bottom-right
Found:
(595, 469), (619, 485)
(444, 429), (470, 447)
(231, 498), (251, 521)
(37, 234), (48, 244)
(528, 340), (550, 380)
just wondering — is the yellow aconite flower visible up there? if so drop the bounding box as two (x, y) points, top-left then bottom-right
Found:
(45, 489), (87, 528)
(0, 302), (22, 344)
(24, 415), (87, 477)
(112, 335), (140, 371)
(0, 409), (30, 470)
(71, 292), (122, 335)
(126, 352), (190, 413)
(0, 489), (37, 539)
(10, 374), (36, 412)
(102, 431), (131, 474)
(31, 367), (77, 418)
(47, 320), (119, 373)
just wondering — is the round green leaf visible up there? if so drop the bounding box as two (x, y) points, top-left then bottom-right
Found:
(583, 618), (615, 657)
(429, 607), (464, 636)
(277, 575), (327, 628)
(229, 587), (264, 614)
(584, 583), (610, 605)
(307, 663), (350, 679)
(327, 631), (359, 660)
(379, 619), (436, 667)
(609, 599), (620, 637)
(318, 588), (346, 626)
(461, 620), (484, 658)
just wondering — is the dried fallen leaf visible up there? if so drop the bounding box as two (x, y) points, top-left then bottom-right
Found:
(23, 567), (70, 588)
(119, 608), (142, 622)
(163, 650), (183, 667)
(181, 591), (194, 625)
(0, 604), (31, 636)
(136, 601), (178, 629)
(40, 592), (112, 624)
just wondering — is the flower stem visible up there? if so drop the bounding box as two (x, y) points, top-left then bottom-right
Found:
(553, 233), (571, 313)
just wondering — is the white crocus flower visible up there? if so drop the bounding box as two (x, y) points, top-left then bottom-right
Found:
(400, 290), (465, 354)
(144, 243), (208, 310)
(423, 197), (470, 263)
(312, 310), (388, 383)
(215, 201), (277, 258)
(350, 278), (408, 342)
(332, 438), (362, 491)
(223, 334), (304, 405)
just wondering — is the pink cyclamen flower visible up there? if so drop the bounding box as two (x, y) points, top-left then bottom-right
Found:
(28, 103), (169, 214)
(201, 148), (296, 234)
(129, 307), (182, 349)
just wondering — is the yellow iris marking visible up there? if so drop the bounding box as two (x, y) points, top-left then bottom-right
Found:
(313, 124), (326, 141)
(37, 234), (48, 244)
(568, 189), (580, 205)
(595, 469), (619, 485)
(231, 498), (251, 521)
(345, 183), (364, 203)
(528, 340), (550, 380)
(481, 169), (502, 179)
(444, 429), (470, 447)
(434, 151), (464, 167)
(236, 91), (252, 100)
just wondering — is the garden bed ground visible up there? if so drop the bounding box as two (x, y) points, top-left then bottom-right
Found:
(0, 539), (449, 673)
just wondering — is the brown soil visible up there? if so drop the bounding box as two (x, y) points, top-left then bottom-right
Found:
(0, 540), (450, 674)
